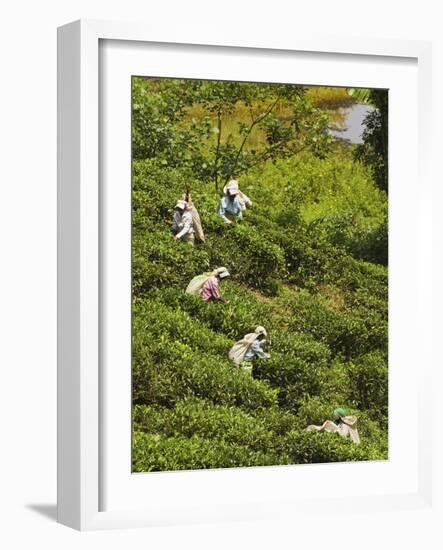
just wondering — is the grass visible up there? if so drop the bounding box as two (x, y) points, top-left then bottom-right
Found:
(306, 86), (355, 109)
(185, 87), (356, 152)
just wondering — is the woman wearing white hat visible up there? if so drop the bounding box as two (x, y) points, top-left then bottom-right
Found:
(223, 180), (252, 211)
(183, 266), (231, 303)
(218, 179), (251, 224)
(199, 267), (230, 303)
(229, 326), (270, 373)
(172, 199), (194, 245)
(182, 191), (205, 243)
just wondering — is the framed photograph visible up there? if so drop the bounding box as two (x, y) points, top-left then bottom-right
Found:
(57, 19), (434, 531)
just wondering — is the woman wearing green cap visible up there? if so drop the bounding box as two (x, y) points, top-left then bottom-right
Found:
(306, 408), (360, 444)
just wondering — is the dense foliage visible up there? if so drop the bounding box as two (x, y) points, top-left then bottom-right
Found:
(132, 78), (333, 192)
(349, 88), (389, 193)
(132, 78), (388, 472)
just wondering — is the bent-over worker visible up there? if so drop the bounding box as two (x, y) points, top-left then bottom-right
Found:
(306, 408), (360, 444)
(229, 326), (270, 373)
(200, 267), (230, 303)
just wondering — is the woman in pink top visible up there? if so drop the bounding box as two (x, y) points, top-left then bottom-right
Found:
(200, 267), (230, 303)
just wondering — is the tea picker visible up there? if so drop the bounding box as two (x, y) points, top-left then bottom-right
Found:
(183, 190), (205, 243)
(229, 326), (270, 374)
(218, 179), (250, 224)
(306, 408), (361, 444)
(222, 179), (252, 211)
(186, 267), (231, 303)
(171, 199), (195, 245)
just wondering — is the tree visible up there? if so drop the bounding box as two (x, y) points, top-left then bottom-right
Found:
(348, 88), (388, 193)
(132, 77), (207, 165)
(192, 81), (334, 192)
(132, 78), (334, 193)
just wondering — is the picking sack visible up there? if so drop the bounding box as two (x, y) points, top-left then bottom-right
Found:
(228, 333), (258, 365)
(185, 271), (214, 296)
(189, 205), (205, 243)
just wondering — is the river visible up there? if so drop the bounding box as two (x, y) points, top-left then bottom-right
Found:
(328, 103), (374, 144)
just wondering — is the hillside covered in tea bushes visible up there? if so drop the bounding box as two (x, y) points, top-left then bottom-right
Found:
(131, 79), (388, 471)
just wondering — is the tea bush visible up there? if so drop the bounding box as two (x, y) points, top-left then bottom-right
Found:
(148, 283), (273, 340)
(133, 398), (280, 452)
(132, 397), (387, 470)
(281, 430), (369, 464)
(207, 224), (286, 291)
(133, 301), (278, 410)
(281, 289), (387, 359)
(348, 351), (388, 426)
(132, 231), (211, 295)
(133, 431), (289, 472)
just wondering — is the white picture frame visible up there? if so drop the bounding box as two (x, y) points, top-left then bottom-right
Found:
(57, 19), (435, 532)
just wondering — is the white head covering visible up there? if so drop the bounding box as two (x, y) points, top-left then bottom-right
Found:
(216, 267), (230, 279)
(224, 180), (239, 196)
(175, 199), (187, 210)
(254, 326), (267, 337)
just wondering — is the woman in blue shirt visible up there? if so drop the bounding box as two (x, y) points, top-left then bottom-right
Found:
(218, 180), (251, 224)
(218, 191), (243, 223)
(228, 326), (270, 374)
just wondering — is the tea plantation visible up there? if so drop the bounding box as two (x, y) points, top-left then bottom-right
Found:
(132, 80), (388, 471)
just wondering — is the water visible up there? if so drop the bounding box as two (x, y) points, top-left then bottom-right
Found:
(328, 103), (375, 144)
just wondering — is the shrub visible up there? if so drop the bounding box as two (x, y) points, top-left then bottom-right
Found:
(132, 302), (278, 410)
(348, 351), (388, 424)
(207, 224), (286, 292)
(132, 229), (211, 297)
(254, 332), (332, 410)
(283, 289), (387, 359)
(132, 431), (288, 472)
(149, 283), (273, 340)
(133, 299), (231, 356)
(325, 256), (388, 300)
(281, 430), (371, 464)
(133, 398), (280, 452)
